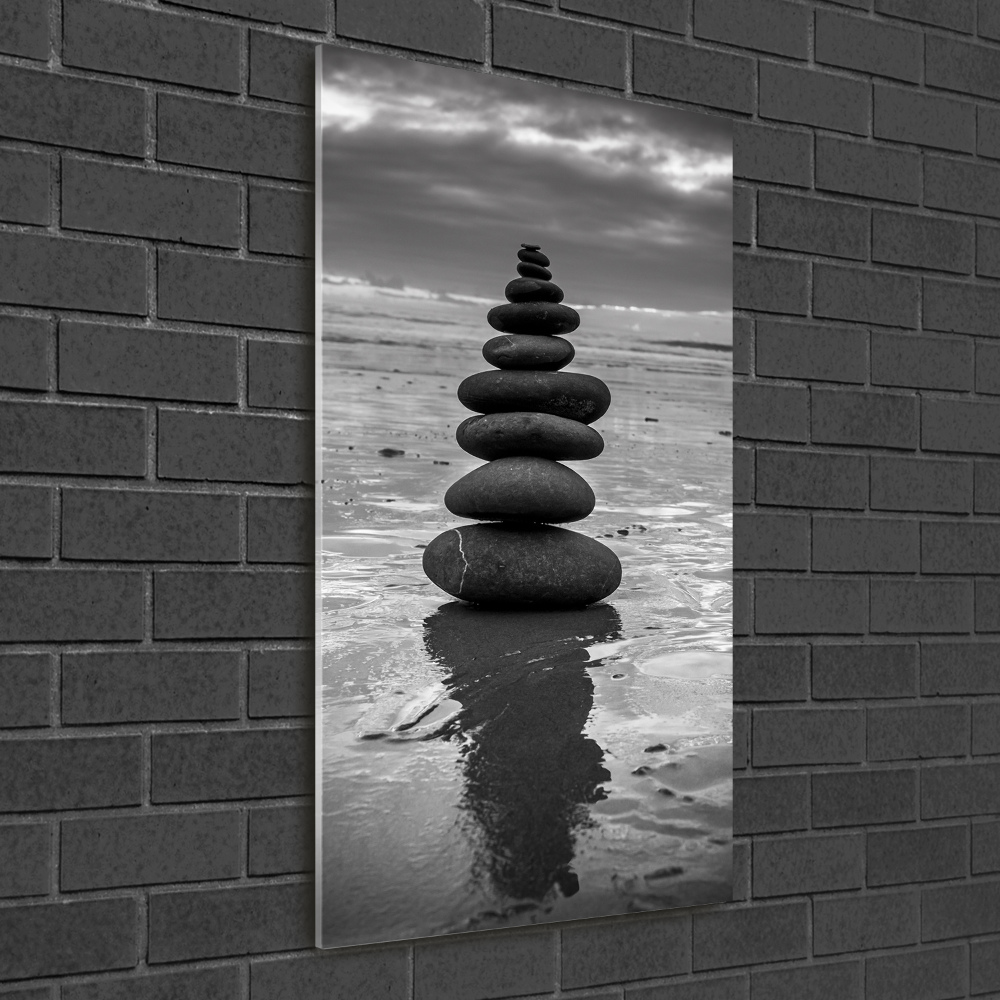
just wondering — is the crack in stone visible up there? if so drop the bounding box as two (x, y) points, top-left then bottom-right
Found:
(453, 528), (469, 596)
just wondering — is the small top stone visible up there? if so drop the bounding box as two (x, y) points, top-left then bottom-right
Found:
(521, 243), (541, 250)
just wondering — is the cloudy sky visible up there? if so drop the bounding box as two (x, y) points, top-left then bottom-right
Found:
(319, 46), (732, 313)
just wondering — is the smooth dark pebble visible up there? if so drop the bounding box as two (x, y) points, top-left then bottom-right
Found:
(644, 743), (667, 753)
(483, 333), (574, 371)
(657, 788), (676, 797)
(719, 430), (732, 436)
(457, 411), (604, 462)
(458, 370), (611, 424)
(505, 277), (564, 303)
(617, 529), (629, 535)
(516, 261), (552, 280)
(379, 447), (405, 457)
(517, 247), (550, 267)
(521, 242), (541, 250)
(488, 301), (581, 336)
(644, 417), (658, 422)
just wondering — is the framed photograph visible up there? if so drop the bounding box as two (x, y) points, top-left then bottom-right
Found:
(315, 43), (733, 949)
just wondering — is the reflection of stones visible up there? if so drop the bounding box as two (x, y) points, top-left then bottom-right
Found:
(445, 456), (595, 523)
(423, 244), (620, 608)
(423, 601), (623, 905)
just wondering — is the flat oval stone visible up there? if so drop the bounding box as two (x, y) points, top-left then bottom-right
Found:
(458, 370), (611, 424)
(521, 242), (541, 250)
(505, 277), (564, 303)
(423, 523), (621, 607)
(517, 248), (550, 267)
(516, 262), (551, 280)
(483, 334), (575, 371)
(457, 411), (604, 461)
(487, 301), (580, 335)
(445, 456), (595, 523)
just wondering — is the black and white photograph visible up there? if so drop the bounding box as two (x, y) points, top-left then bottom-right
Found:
(315, 43), (734, 950)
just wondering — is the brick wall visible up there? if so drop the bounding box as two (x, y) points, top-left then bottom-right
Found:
(1, 0), (997, 997)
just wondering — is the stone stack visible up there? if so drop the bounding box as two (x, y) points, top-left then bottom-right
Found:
(423, 244), (621, 608)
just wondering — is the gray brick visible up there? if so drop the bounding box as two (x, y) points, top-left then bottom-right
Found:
(0, 736), (141, 812)
(927, 34), (1000, 100)
(978, 341), (1000, 394)
(813, 263), (919, 327)
(816, 136), (920, 204)
(753, 707), (864, 765)
(925, 155), (1000, 219)
(868, 825), (968, 886)
(974, 703), (1000, 755)
(813, 516), (918, 572)
(875, 0), (974, 32)
(0, 570), (143, 642)
(152, 728), (311, 803)
(494, 7), (624, 88)
(756, 448), (867, 509)
(752, 962), (862, 1000)
(251, 951), (408, 1000)
(59, 321), (239, 403)
(0, 0), (49, 58)
(158, 409), (310, 484)
(733, 774), (809, 835)
(733, 444), (753, 503)
(733, 383), (807, 442)
(754, 833), (862, 897)
(760, 62), (869, 135)
(814, 891), (918, 955)
(924, 521), (1000, 573)
(0, 147), (50, 224)
(159, 249), (311, 332)
(812, 642), (917, 699)
(561, 0), (687, 33)
(756, 320), (867, 383)
(757, 191), (868, 261)
(733, 122), (811, 186)
(866, 945), (967, 1000)
(923, 398), (1000, 453)
(974, 820), (1000, 874)
(249, 804), (313, 875)
(925, 277), (1000, 339)
(62, 488), (240, 562)
(249, 184), (313, 257)
(977, 578), (1000, 632)
(561, 914), (690, 988)
(872, 331), (972, 391)
(248, 497), (311, 564)
(733, 707), (748, 770)
(923, 641), (1000, 694)
(0, 653), (52, 728)
(0, 824), (49, 897)
(0, 485), (52, 558)
(692, 901), (808, 970)
(248, 647), (312, 717)
(414, 930), (556, 1000)
(981, 105), (1000, 161)
(733, 317), (751, 377)
(158, 94), (311, 181)
(0, 64), (144, 155)
(1, 314), (49, 391)
(921, 761), (1000, 818)
(868, 704), (969, 760)
(978, 225), (1000, 277)
(733, 513), (808, 571)
(634, 35), (754, 114)
(923, 881), (1000, 941)
(816, 8), (921, 81)
(734, 644), (808, 702)
(64, 0), (240, 92)
(61, 811), (241, 890)
(871, 456), (972, 513)
(983, 0), (1000, 39)
(62, 650), (240, 724)
(694, 0), (807, 57)
(813, 768), (916, 827)
(873, 83), (976, 153)
(149, 882), (311, 962)
(811, 388), (917, 449)
(163, 0), (324, 30)
(873, 210), (973, 274)
(973, 938), (1000, 995)
(977, 460), (1000, 511)
(732, 184), (752, 246)
(871, 579), (972, 633)
(626, 976), (746, 1000)
(756, 577), (866, 634)
(0, 898), (137, 979)
(0, 231), (146, 314)
(62, 157), (240, 247)
(249, 340), (313, 410)
(338, 0), (483, 61)
(154, 569), (311, 639)
(64, 967), (242, 1000)
(249, 32), (313, 106)
(733, 253), (808, 315)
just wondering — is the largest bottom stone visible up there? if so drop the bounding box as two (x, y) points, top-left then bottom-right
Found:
(423, 523), (621, 607)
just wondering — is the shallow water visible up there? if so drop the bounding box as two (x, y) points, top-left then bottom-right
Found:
(319, 286), (733, 948)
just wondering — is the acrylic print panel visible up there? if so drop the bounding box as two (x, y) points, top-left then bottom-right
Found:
(315, 43), (733, 950)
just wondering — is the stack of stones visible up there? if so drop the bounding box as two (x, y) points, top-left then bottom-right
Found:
(423, 243), (621, 608)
